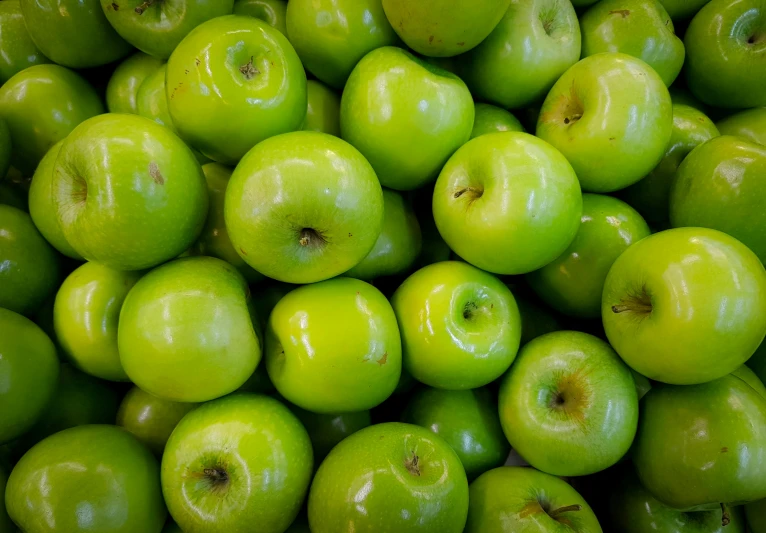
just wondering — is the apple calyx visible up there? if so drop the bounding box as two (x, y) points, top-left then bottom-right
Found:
(134, 0), (157, 15)
(404, 452), (421, 476)
(547, 504), (582, 519)
(299, 228), (326, 248)
(202, 467), (229, 489)
(721, 503), (730, 527)
(239, 57), (260, 80)
(748, 33), (765, 46)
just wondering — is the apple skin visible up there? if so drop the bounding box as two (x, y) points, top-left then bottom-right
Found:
(620, 104), (719, 225)
(119, 257), (261, 402)
(470, 103), (524, 139)
(746, 499), (766, 533)
(432, 132), (582, 275)
(381, 0), (511, 57)
(670, 136), (766, 263)
(106, 52), (164, 114)
(166, 15), (306, 165)
(733, 364), (766, 399)
(716, 107), (766, 146)
(286, 0), (399, 89)
(659, 0), (710, 20)
(0, 0), (49, 84)
(162, 393), (313, 533)
(537, 53), (673, 193)
(527, 194), (651, 319)
(391, 261), (521, 389)
(266, 277), (401, 413)
(603, 227), (766, 385)
(499, 331), (638, 477)
(0, 64), (104, 175)
(402, 386), (509, 480)
(234, 0), (287, 35)
(0, 309), (59, 444)
(683, 0), (766, 109)
(225, 131), (384, 284)
(0, 205), (60, 316)
(52, 113), (208, 271)
(136, 65), (176, 130)
(116, 386), (199, 457)
(288, 404), (371, 461)
(308, 422), (469, 533)
(101, 0), (235, 59)
(340, 46), (474, 191)
(633, 373), (766, 511)
(458, 0), (581, 110)
(19, 0), (132, 68)
(465, 466), (602, 533)
(6, 425), (166, 533)
(303, 80), (341, 137)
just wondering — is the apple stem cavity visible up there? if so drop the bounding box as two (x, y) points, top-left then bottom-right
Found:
(203, 467), (229, 487)
(404, 453), (421, 476)
(299, 228), (325, 248)
(134, 0), (156, 14)
(721, 503), (730, 526)
(239, 56), (259, 80)
(453, 186), (483, 200)
(548, 504), (582, 519)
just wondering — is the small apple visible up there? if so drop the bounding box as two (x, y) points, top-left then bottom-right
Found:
(716, 107), (766, 146)
(470, 103), (524, 139)
(287, 404), (371, 461)
(234, 0), (287, 35)
(162, 393), (313, 533)
(105, 51), (163, 114)
(303, 80), (341, 137)
(746, 499), (766, 533)
(0, 0), (49, 84)
(659, 0), (710, 20)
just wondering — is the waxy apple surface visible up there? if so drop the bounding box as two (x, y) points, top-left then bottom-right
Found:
(470, 103), (524, 139)
(234, 0), (287, 35)
(716, 107), (766, 146)
(303, 80), (341, 137)
(0, 0), (49, 84)
(106, 52), (164, 114)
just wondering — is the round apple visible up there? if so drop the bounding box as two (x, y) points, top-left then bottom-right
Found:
(716, 107), (766, 146)
(234, 0), (287, 35)
(106, 52), (164, 114)
(470, 103), (524, 139)
(303, 80), (341, 137)
(0, 0), (49, 84)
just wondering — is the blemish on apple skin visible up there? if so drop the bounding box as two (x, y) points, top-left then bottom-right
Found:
(239, 247), (248, 256)
(429, 35), (434, 44)
(609, 137), (616, 141)
(721, 447), (729, 453)
(111, 2), (119, 10)
(195, 58), (201, 66)
(148, 162), (164, 185)
(609, 9), (630, 18)
(348, 233), (353, 238)
(376, 352), (388, 366)
(457, 42), (465, 46)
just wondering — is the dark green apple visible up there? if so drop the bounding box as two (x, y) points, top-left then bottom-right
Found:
(136, 65), (174, 129)
(234, 0), (287, 35)
(303, 80), (341, 136)
(514, 291), (562, 346)
(746, 498), (766, 532)
(288, 404), (371, 461)
(716, 107), (766, 146)
(470, 103), (524, 139)
(105, 52), (163, 114)
(659, 0), (710, 20)
(0, 0), (49, 83)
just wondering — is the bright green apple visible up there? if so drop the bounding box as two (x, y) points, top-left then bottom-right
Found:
(340, 46), (474, 190)
(527, 194), (651, 318)
(0, 0), (49, 84)
(659, 0), (710, 20)
(499, 331), (638, 476)
(382, 0), (511, 57)
(106, 52), (164, 114)
(225, 131), (384, 283)
(119, 257), (261, 402)
(6, 425), (166, 532)
(0, 118), (10, 180)
(266, 277), (401, 412)
(234, 0), (287, 35)
(162, 393), (313, 533)
(166, 15), (306, 165)
(747, 499), (766, 532)
(303, 80), (341, 136)
(0, 64), (103, 175)
(391, 261), (521, 389)
(288, 404), (371, 461)
(537, 53), (673, 192)
(716, 107), (766, 146)
(136, 65), (175, 129)
(459, 0), (581, 110)
(309, 422), (469, 533)
(470, 103), (524, 139)
(432, 132), (582, 274)
(465, 466), (602, 533)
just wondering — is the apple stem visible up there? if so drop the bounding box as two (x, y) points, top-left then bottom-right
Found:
(134, 0), (156, 14)
(611, 303), (651, 314)
(453, 186), (482, 199)
(563, 113), (582, 125)
(721, 503), (730, 526)
(548, 504), (581, 518)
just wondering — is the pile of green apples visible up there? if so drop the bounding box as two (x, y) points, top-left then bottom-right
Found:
(1, 0), (766, 531)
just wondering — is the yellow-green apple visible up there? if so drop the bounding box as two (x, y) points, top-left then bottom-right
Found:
(432, 132), (582, 274)
(537, 53), (673, 192)
(470, 103), (524, 139)
(340, 46), (474, 190)
(119, 257), (261, 402)
(287, 404), (371, 462)
(0, 0), (49, 83)
(308, 422), (469, 533)
(234, 0), (287, 35)
(659, 0), (710, 20)
(747, 499), (766, 532)
(225, 131), (384, 283)
(52, 113), (208, 271)
(303, 80), (341, 136)
(162, 394), (313, 533)
(527, 194), (650, 318)
(459, 0), (581, 110)
(166, 15), (306, 164)
(603, 227), (766, 384)
(6, 425), (166, 532)
(286, 0), (399, 88)
(391, 261), (521, 389)
(266, 277), (401, 412)
(106, 52), (163, 114)
(716, 107), (766, 146)
(499, 331), (638, 476)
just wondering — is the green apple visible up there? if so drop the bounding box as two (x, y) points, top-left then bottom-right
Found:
(54, 262), (141, 381)
(733, 364), (766, 400)
(52, 113), (208, 271)
(6, 425), (166, 532)
(119, 257), (261, 402)
(0, 205), (60, 316)
(345, 189), (422, 280)
(19, 0), (132, 68)
(101, 0), (235, 59)
(0, 64), (103, 175)
(620, 104), (719, 225)
(0, 0), (49, 83)
(603, 227), (766, 384)
(716, 107), (766, 146)
(403, 386), (509, 480)
(459, 0), (581, 110)
(633, 372), (766, 511)
(234, 0), (287, 35)
(659, 0), (710, 20)
(514, 291), (562, 346)
(308, 422), (469, 532)
(288, 404), (371, 461)
(684, 0), (766, 108)
(470, 103), (524, 139)
(670, 136), (766, 262)
(0, 309), (59, 444)
(117, 386), (198, 456)
(499, 331), (638, 476)
(286, 0), (399, 88)
(391, 261), (521, 389)
(225, 131), (384, 283)
(266, 277), (401, 412)
(0, 118), (10, 180)
(527, 194), (651, 318)
(432, 132), (582, 274)
(382, 0), (511, 57)
(465, 466), (602, 533)
(136, 65), (175, 129)
(340, 46), (474, 190)
(106, 52), (164, 114)
(166, 15), (306, 165)
(303, 80), (341, 137)
(162, 393), (312, 533)
(537, 53), (673, 192)
(746, 499), (766, 532)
